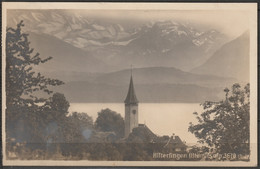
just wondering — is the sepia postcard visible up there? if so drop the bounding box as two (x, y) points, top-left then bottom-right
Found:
(2, 2), (257, 167)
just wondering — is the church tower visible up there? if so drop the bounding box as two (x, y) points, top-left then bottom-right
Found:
(124, 73), (139, 138)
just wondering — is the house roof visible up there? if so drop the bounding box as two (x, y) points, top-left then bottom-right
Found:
(124, 75), (138, 104)
(124, 123), (187, 149)
(168, 136), (187, 148)
(155, 135), (187, 148)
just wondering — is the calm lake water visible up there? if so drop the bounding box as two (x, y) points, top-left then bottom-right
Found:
(69, 103), (203, 145)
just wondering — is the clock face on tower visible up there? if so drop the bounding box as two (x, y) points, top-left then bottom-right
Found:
(132, 110), (136, 114)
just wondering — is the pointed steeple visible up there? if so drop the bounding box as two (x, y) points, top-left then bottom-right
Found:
(124, 75), (138, 105)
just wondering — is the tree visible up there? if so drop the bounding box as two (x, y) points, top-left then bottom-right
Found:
(95, 108), (125, 138)
(189, 83), (250, 156)
(5, 21), (64, 144)
(40, 93), (70, 143)
(62, 111), (93, 143)
(45, 93), (70, 117)
(6, 21), (63, 109)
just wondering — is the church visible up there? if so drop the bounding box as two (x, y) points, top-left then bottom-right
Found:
(86, 71), (187, 153)
(124, 73), (139, 138)
(124, 72), (187, 152)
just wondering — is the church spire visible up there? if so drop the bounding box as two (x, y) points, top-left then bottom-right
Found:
(131, 64), (132, 76)
(124, 69), (138, 105)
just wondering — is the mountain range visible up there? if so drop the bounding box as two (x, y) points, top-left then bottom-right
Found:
(7, 10), (250, 102)
(9, 10), (228, 71)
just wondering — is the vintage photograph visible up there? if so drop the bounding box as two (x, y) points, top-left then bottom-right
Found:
(2, 2), (257, 166)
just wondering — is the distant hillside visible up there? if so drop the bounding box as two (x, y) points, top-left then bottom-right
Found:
(54, 81), (223, 103)
(47, 67), (236, 103)
(94, 67), (236, 88)
(192, 31), (249, 82)
(28, 32), (112, 73)
(44, 67), (236, 87)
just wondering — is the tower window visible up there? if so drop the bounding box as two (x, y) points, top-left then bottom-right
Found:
(132, 110), (136, 114)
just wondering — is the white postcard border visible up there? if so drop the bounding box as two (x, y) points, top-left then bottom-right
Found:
(2, 2), (257, 167)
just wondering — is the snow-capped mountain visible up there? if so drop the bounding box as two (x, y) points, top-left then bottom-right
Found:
(90, 20), (228, 71)
(7, 10), (229, 71)
(8, 10), (132, 48)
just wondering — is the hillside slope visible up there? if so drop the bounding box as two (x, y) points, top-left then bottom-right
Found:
(54, 81), (223, 103)
(192, 31), (249, 82)
(93, 67), (236, 87)
(28, 32), (111, 73)
(49, 67), (236, 103)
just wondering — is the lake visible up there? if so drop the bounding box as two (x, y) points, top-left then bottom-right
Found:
(69, 103), (203, 145)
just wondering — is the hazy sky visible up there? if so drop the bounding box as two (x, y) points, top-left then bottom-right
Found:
(7, 9), (249, 39)
(73, 10), (249, 38)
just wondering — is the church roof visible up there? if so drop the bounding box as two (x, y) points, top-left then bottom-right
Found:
(124, 75), (138, 104)
(127, 124), (157, 143)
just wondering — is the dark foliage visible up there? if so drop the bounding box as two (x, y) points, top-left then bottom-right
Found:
(95, 108), (125, 138)
(5, 21), (94, 159)
(6, 21), (64, 108)
(6, 21), (64, 145)
(189, 83), (250, 155)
